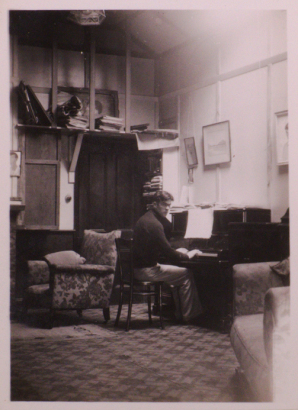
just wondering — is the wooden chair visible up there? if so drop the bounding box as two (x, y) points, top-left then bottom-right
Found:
(114, 237), (164, 331)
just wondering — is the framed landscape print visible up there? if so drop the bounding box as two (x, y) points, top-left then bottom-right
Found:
(203, 121), (231, 166)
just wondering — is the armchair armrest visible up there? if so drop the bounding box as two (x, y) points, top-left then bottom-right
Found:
(233, 261), (279, 316)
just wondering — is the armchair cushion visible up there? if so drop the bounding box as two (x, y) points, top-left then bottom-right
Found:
(44, 250), (86, 266)
(80, 229), (121, 267)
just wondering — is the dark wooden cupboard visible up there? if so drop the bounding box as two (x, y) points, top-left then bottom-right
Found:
(74, 135), (143, 239)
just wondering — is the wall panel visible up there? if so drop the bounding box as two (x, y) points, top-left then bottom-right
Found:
(220, 68), (268, 207)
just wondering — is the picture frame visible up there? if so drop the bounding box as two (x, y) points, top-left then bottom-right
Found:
(203, 120), (231, 166)
(184, 137), (198, 168)
(57, 86), (119, 126)
(10, 151), (21, 177)
(275, 110), (288, 165)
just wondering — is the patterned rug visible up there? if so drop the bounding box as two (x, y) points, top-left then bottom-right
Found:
(11, 304), (249, 402)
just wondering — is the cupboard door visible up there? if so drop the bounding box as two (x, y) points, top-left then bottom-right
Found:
(24, 162), (59, 228)
(23, 130), (60, 229)
(75, 136), (142, 238)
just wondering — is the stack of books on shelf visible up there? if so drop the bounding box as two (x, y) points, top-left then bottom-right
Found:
(130, 123), (150, 132)
(56, 92), (88, 130)
(95, 116), (124, 131)
(142, 175), (163, 198)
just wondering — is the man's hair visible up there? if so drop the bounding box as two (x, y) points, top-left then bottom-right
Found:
(153, 190), (174, 203)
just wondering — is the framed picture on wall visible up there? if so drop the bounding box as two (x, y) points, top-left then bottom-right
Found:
(184, 137), (198, 168)
(10, 151), (21, 177)
(203, 120), (231, 166)
(275, 110), (288, 165)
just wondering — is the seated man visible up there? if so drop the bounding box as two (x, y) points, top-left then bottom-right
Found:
(133, 190), (203, 323)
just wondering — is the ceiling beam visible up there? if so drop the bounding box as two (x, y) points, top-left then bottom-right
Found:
(107, 14), (158, 59)
(129, 33), (157, 59)
(154, 11), (188, 37)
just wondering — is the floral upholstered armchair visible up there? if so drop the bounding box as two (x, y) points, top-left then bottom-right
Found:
(23, 229), (121, 328)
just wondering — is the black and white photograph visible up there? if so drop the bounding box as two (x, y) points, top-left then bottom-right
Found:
(184, 137), (198, 167)
(1, 1), (298, 409)
(10, 151), (21, 177)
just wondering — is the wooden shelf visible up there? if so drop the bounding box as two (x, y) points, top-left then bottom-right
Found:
(16, 124), (136, 139)
(10, 204), (25, 212)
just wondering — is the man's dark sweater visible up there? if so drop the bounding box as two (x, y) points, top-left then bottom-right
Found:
(133, 209), (190, 268)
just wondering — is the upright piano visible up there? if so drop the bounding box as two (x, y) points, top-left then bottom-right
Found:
(169, 207), (287, 333)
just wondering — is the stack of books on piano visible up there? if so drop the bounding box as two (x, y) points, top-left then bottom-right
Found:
(95, 116), (124, 131)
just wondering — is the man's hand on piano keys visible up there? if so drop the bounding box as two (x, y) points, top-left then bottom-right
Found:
(187, 249), (203, 259)
(177, 248), (203, 259)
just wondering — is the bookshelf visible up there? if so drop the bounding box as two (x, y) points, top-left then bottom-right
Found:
(138, 149), (163, 213)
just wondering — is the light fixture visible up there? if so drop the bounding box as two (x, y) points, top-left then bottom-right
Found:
(68, 10), (106, 26)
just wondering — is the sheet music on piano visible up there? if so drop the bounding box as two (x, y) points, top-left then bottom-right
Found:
(183, 203), (245, 239)
(184, 207), (214, 239)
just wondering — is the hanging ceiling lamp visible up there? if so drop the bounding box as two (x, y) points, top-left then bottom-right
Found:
(68, 10), (106, 26)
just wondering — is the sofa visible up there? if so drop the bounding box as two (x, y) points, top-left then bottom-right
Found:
(230, 259), (290, 402)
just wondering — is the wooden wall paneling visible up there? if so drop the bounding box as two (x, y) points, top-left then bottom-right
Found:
(51, 37), (58, 126)
(25, 130), (58, 160)
(106, 144), (117, 230)
(17, 128), (26, 225)
(89, 28), (96, 131)
(89, 151), (107, 229)
(115, 142), (136, 228)
(125, 29), (131, 132)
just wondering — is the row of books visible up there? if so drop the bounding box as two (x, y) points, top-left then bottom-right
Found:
(130, 123), (149, 132)
(95, 116), (124, 131)
(142, 175), (163, 197)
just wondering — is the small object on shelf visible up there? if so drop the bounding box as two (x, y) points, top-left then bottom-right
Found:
(141, 129), (179, 140)
(56, 91), (88, 129)
(95, 115), (124, 131)
(130, 123), (150, 132)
